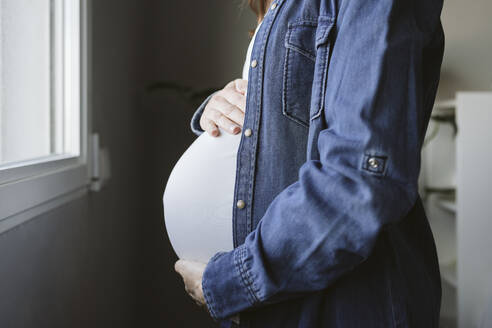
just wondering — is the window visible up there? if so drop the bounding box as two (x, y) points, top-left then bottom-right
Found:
(0, 0), (90, 232)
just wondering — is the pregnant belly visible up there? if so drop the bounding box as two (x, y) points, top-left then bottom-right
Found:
(163, 130), (241, 263)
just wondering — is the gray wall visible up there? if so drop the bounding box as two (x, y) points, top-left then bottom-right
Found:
(438, 0), (492, 99)
(0, 1), (255, 327)
(0, 1), (146, 327)
(138, 1), (255, 326)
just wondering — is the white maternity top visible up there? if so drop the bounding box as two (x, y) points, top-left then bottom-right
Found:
(163, 23), (262, 263)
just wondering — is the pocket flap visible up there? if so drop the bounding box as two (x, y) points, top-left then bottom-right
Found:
(285, 20), (318, 60)
(315, 16), (335, 48)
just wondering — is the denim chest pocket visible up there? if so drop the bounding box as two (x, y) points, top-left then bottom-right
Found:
(283, 19), (317, 128)
(282, 17), (335, 128)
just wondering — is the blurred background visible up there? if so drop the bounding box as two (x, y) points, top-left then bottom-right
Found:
(0, 0), (490, 327)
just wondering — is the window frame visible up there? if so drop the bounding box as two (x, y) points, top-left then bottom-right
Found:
(0, 0), (92, 233)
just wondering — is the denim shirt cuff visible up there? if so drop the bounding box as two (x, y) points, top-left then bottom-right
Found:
(190, 92), (216, 136)
(202, 245), (258, 320)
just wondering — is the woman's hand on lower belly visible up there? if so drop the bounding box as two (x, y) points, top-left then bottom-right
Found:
(174, 259), (208, 308)
(200, 79), (247, 137)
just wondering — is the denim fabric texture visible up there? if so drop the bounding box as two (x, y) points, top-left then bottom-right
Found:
(191, 0), (445, 327)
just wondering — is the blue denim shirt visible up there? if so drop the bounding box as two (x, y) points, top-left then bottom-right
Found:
(190, 0), (444, 327)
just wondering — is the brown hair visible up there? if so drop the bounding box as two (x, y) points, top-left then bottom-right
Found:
(248, 0), (270, 22)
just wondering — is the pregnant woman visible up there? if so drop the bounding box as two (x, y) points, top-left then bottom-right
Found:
(164, 21), (262, 264)
(170, 0), (445, 327)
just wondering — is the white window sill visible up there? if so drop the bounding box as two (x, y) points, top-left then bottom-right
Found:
(0, 163), (89, 234)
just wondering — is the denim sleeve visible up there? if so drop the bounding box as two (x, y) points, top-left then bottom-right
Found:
(202, 0), (443, 320)
(190, 92), (216, 136)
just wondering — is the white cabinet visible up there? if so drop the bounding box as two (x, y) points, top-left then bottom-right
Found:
(456, 93), (492, 328)
(423, 92), (492, 328)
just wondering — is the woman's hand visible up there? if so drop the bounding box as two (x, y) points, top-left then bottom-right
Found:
(200, 79), (247, 137)
(175, 259), (207, 307)
(175, 259), (240, 323)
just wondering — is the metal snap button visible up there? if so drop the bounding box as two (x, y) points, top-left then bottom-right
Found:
(236, 200), (246, 209)
(368, 157), (380, 169)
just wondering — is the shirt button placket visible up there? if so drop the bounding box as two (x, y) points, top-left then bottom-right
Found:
(236, 1), (281, 241)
